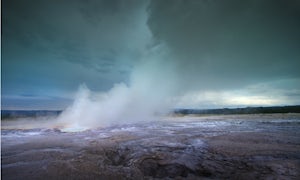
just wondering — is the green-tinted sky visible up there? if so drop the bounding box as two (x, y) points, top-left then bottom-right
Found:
(2, 0), (300, 110)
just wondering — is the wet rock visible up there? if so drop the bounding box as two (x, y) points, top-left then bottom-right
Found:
(139, 158), (191, 178)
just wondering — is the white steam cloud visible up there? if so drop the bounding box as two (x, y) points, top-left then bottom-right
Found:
(57, 44), (178, 131)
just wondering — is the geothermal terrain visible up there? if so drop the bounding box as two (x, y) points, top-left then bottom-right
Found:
(1, 113), (300, 179)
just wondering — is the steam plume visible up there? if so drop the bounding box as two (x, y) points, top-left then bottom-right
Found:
(57, 44), (177, 130)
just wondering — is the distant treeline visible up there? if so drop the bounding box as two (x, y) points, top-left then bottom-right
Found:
(1, 110), (62, 119)
(174, 105), (300, 115)
(1, 105), (300, 119)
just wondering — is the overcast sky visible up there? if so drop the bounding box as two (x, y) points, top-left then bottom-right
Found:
(2, 0), (300, 110)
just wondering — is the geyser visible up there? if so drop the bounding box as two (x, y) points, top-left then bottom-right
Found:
(57, 44), (178, 131)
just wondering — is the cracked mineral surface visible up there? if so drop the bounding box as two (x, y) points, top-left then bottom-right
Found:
(2, 114), (300, 179)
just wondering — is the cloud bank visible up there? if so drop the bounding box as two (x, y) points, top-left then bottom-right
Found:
(2, 0), (300, 128)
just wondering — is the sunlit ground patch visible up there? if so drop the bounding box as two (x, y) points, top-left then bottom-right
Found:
(59, 124), (90, 132)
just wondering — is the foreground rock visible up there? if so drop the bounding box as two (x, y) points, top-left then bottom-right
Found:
(2, 114), (300, 179)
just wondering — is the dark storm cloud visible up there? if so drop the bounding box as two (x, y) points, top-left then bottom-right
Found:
(2, 0), (149, 68)
(2, 0), (150, 100)
(147, 0), (300, 90)
(2, 0), (300, 110)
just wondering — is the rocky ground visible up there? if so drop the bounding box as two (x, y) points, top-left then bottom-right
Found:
(2, 114), (300, 179)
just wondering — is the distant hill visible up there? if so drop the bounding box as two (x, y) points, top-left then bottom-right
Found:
(174, 105), (300, 115)
(1, 110), (62, 119)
